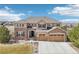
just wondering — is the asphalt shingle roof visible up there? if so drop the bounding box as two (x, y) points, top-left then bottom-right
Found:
(15, 16), (59, 24)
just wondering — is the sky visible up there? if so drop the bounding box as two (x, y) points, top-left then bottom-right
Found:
(0, 4), (79, 23)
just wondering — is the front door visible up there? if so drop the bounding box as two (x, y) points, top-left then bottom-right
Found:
(29, 31), (35, 37)
(29, 31), (35, 40)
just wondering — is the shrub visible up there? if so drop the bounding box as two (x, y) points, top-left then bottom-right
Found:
(68, 25), (79, 48)
(0, 26), (10, 43)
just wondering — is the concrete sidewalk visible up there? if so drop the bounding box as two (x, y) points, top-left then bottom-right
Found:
(38, 42), (77, 54)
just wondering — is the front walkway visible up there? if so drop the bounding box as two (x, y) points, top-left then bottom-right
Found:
(38, 42), (77, 54)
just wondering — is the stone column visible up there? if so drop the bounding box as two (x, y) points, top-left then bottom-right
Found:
(46, 24), (47, 29)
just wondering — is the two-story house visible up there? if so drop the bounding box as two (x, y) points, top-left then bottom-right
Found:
(14, 17), (67, 42)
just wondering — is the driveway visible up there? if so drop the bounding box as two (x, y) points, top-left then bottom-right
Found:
(38, 42), (77, 54)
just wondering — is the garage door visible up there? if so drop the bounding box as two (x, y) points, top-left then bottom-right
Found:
(48, 33), (65, 42)
(38, 34), (47, 41)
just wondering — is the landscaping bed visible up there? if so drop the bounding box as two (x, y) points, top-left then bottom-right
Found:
(0, 43), (33, 54)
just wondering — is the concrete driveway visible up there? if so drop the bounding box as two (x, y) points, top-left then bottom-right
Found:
(38, 42), (77, 54)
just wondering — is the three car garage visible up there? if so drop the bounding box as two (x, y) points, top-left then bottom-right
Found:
(36, 27), (66, 42)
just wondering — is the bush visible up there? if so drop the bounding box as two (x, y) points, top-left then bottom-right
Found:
(68, 25), (79, 48)
(0, 26), (10, 43)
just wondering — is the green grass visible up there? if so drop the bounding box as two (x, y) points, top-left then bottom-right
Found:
(0, 43), (33, 54)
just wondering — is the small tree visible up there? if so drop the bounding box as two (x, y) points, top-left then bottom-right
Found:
(68, 24), (79, 47)
(0, 26), (10, 43)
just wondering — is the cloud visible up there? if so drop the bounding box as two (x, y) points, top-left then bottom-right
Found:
(0, 6), (25, 21)
(49, 4), (79, 16)
(4, 6), (10, 10)
(48, 12), (52, 14)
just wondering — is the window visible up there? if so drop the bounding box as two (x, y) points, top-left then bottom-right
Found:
(21, 32), (25, 36)
(19, 24), (21, 27)
(16, 24), (19, 27)
(38, 24), (46, 29)
(47, 24), (51, 26)
(32, 24), (36, 27)
(22, 24), (24, 27)
(38, 24), (41, 28)
(16, 24), (18, 27)
(27, 23), (32, 28)
(16, 24), (22, 27)
(16, 31), (25, 36)
(16, 32), (19, 36)
(42, 24), (46, 28)
(47, 24), (52, 29)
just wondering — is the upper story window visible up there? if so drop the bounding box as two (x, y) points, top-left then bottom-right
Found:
(47, 24), (52, 30)
(32, 24), (36, 27)
(47, 24), (52, 27)
(16, 24), (24, 28)
(16, 24), (20, 27)
(27, 23), (32, 28)
(38, 24), (46, 29)
(16, 24), (18, 27)
(27, 23), (37, 28)
(22, 24), (24, 27)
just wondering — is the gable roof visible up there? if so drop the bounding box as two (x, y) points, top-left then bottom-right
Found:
(36, 27), (66, 34)
(15, 16), (59, 24)
(47, 27), (66, 33)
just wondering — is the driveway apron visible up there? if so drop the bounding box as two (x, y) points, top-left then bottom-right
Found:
(38, 42), (77, 54)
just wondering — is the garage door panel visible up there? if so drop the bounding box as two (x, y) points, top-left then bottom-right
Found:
(48, 34), (65, 42)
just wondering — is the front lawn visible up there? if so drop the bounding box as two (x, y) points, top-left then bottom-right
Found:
(0, 43), (33, 54)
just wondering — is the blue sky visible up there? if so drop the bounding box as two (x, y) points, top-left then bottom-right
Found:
(0, 4), (79, 22)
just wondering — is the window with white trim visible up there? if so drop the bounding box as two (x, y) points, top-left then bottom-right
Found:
(16, 31), (25, 36)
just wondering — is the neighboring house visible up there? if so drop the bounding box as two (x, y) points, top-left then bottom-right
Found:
(4, 21), (15, 38)
(61, 22), (79, 31)
(5, 25), (15, 38)
(14, 16), (67, 42)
